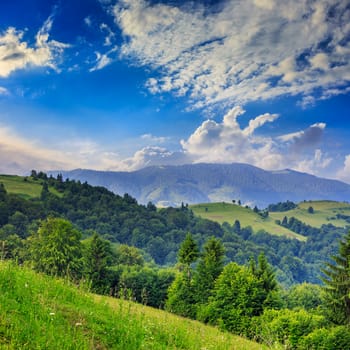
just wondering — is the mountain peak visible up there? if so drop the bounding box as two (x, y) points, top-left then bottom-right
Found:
(50, 163), (350, 208)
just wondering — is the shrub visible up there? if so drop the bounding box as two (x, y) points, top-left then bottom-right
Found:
(299, 326), (350, 350)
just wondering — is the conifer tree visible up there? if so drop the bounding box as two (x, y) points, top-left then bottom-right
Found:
(166, 233), (199, 318)
(193, 236), (225, 304)
(178, 233), (199, 278)
(322, 230), (350, 325)
(85, 232), (112, 292)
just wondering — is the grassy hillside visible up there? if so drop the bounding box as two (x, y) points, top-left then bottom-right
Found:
(191, 202), (305, 240)
(0, 261), (274, 350)
(269, 200), (350, 228)
(0, 174), (61, 199)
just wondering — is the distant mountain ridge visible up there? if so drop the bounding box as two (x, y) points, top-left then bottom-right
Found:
(50, 163), (350, 208)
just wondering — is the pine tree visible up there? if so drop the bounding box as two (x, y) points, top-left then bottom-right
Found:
(178, 233), (199, 278)
(165, 233), (199, 318)
(249, 253), (280, 308)
(85, 232), (112, 292)
(322, 230), (350, 325)
(193, 236), (225, 305)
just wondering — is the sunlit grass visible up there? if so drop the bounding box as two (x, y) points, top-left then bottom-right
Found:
(191, 202), (305, 240)
(0, 174), (62, 199)
(0, 261), (277, 349)
(269, 200), (350, 228)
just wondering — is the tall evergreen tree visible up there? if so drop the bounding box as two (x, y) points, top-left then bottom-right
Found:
(84, 232), (112, 292)
(193, 236), (225, 305)
(322, 230), (350, 325)
(165, 233), (199, 318)
(178, 233), (199, 278)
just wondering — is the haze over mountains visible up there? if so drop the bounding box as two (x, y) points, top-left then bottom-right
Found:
(49, 163), (350, 208)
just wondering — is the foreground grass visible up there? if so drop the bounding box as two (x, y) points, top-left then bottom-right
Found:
(191, 202), (304, 240)
(0, 262), (275, 350)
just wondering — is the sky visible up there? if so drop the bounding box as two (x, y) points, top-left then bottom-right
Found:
(0, 0), (349, 183)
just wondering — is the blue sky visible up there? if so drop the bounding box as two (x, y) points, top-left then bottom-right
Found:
(0, 0), (349, 183)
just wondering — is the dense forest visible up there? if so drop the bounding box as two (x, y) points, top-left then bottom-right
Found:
(1, 172), (350, 348)
(0, 172), (346, 285)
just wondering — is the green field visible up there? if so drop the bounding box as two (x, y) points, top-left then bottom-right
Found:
(0, 261), (275, 350)
(269, 200), (350, 229)
(0, 174), (61, 199)
(191, 202), (305, 240)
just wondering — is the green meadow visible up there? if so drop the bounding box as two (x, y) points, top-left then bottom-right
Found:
(0, 261), (275, 350)
(190, 202), (305, 240)
(0, 175), (61, 199)
(269, 200), (350, 228)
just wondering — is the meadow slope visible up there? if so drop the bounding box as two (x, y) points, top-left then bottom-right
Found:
(0, 262), (275, 350)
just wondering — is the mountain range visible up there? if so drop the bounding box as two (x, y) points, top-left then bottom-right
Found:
(50, 163), (350, 208)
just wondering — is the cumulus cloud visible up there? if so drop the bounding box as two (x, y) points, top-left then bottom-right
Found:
(337, 155), (350, 184)
(0, 15), (69, 77)
(0, 108), (342, 181)
(114, 146), (192, 171)
(178, 107), (333, 173)
(278, 123), (326, 153)
(113, 0), (350, 109)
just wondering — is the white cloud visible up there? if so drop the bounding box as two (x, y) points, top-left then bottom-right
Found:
(293, 149), (332, 175)
(0, 109), (342, 181)
(113, 0), (350, 109)
(140, 133), (168, 144)
(100, 23), (115, 46)
(0, 124), (122, 174)
(278, 123), (326, 151)
(179, 107), (331, 173)
(337, 155), (350, 184)
(89, 47), (117, 72)
(0, 15), (69, 77)
(0, 87), (9, 95)
(111, 146), (191, 171)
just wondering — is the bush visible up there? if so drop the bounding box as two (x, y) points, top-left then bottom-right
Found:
(253, 308), (327, 349)
(299, 326), (350, 350)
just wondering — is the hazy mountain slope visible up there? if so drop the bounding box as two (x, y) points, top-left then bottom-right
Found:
(51, 163), (350, 208)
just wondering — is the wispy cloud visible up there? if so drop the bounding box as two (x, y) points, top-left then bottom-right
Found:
(113, 0), (350, 109)
(0, 13), (69, 78)
(89, 48), (117, 72)
(140, 133), (169, 144)
(0, 86), (9, 95)
(0, 124), (121, 174)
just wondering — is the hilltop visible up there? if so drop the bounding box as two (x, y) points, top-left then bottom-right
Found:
(50, 163), (350, 208)
(0, 261), (270, 350)
(191, 200), (350, 238)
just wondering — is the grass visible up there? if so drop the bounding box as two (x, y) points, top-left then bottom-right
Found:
(0, 175), (61, 199)
(0, 261), (276, 350)
(191, 202), (305, 240)
(269, 200), (350, 229)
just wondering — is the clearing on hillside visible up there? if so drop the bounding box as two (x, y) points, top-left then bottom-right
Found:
(190, 202), (305, 240)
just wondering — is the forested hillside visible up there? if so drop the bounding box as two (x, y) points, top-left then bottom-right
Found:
(1, 172), (350, 349)
(0, 172), (348, 286)
(52, 163), (350, 208)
